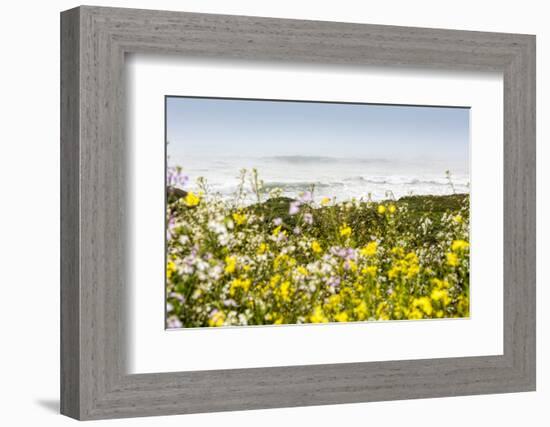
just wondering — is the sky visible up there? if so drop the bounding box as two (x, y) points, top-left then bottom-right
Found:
(166, 96), (469, 167)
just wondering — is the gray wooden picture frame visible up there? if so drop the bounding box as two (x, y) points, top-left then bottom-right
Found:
(60, 5), (536, 421)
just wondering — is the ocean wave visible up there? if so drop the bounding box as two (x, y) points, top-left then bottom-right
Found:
(201, 180), (469, 204)
(205, 177), (468, 193)
(263, 181), (345, 190)
(343, 176), (469, 186)
(263, 155), (389, 165)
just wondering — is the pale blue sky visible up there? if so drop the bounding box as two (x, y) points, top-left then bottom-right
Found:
(166, 96), (469, 166)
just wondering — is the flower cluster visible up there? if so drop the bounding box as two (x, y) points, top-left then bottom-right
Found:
(166, 169), (470, 328)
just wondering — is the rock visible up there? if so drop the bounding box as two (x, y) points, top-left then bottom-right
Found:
(167, 186), (188, 199)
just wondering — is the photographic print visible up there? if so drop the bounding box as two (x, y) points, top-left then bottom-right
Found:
(165, 96), (470, 328)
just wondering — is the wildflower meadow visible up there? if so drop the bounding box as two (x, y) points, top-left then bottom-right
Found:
(166, 167), (470, 328)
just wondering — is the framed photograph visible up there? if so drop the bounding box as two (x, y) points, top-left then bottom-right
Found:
(164, 96), (471, 329)
(61, 6), (536, 420)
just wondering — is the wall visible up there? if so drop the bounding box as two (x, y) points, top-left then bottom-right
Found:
(0, 0), (546, 425)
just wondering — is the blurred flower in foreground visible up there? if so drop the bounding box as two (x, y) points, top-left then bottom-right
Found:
(289, 201), (300, 215)
(184, 191), (200, 207)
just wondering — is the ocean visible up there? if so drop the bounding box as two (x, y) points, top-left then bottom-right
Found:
(169, 155), (469, 203)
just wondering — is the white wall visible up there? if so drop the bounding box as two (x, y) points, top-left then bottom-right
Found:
(0, 1), (546, 425)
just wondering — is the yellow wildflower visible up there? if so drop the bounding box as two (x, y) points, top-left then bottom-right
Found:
(376, 301), (389, 319)
(166, 261), (176, 279)
(446, 252), (459, 267)
(232, 211), (247, 225)
(270, 274), (282, 288)
(257, 242), (267, 255)
(297, 265), (309, 276)
(321, 197), (331, 206)
(412, 297), (433, 316)
(457, 295), (470, 317)
(208, 311), (226, 327)
(274, 317), (284, 325)
(310, 306), (328, 323)
(274, 253), (294, 269)
(391, 246), (405, 257)
(326, 294), (341, 309)
(393, 305), (409, 319)
(279, 281), (291, 302)
(354, 301), (368, 320)
(361, 265), (377, 278)
(184, 191), (200, 207)
(431, 278), (449, 289)
(311, 240), (322, 254)
(377, 205), (386, 214)
(409, 309), (423, 319)
(431, 288), (451, 305)
(229, 277), (252, 296)
(339, 224), (352, 238)
(388, 204), (396, 214)
(407, 264), (420, 278)
(388, 263), (402, 280)
(360, 241), (378, 257)
(224, 256), (237, 274)
(335, 312), (349, 322)
(272, 225), (282, 236)
(453, 214), (463, 223)
(405, 252), (418, 263)
(451, 239), (469, 252)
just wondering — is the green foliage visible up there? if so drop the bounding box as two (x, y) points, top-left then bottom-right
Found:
(166, 170), (470, 328)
